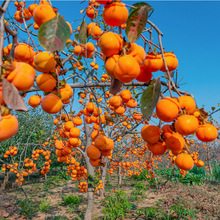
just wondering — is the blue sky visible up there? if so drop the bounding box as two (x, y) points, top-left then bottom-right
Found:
(5, 1), (220, 121)
(52, 0), (220, 120)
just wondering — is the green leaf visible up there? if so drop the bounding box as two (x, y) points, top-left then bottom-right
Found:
(125, 2), (153, 43)
(140, 78), (161, 119)
(38, 14), (71, 53)
(27, 23), (33, 28)
(68, 49), (74, 53)
(78, 19), (87, 44)
(94, 179), (99, 184)
(74, 33), (79, 42)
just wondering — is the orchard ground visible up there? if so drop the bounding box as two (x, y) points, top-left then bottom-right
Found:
(0, 165), (220, 220)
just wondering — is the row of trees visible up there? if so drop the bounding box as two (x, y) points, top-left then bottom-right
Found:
(0, 0), (219, 219)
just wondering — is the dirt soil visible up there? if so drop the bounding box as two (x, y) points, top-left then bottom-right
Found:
(0, 176), (219, 220)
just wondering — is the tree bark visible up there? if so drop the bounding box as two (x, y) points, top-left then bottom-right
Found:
(118, 166), (122, 187)
(84, 156), (94, 220)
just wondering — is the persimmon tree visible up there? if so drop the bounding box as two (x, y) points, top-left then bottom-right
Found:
(0, 0), (219, 219)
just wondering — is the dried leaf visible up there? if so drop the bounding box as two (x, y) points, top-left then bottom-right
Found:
(2, 78), (28, 111)
(110, 78), (123, 95)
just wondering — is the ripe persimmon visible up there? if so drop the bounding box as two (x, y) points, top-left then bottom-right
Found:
(0, 114), (19, 141)
(87, 145), (101, 160)
(41, 93), (63, 114)
(136, 65), (152, 83)
(120, 90), (131, 102)
(161, 124), (173, 140)
(126, 99), (137, 108)
(105, 55), (119, 78)
(178, 95), (196, 114)
(127, 43), (146, 65)
(196, 124), (218, 142)
(34, 51), (56, 72)
(114, 55), (140, 83)
(160, 52), (178, 72)
(196, 160), (204, 168)
(99, 32), (122, 57)
(175, 153), (194, 171)
(36, 73), (57, 92)
(28, 95), (42, 108)
(94, 135), (108, 150)
(59, 84), (73, 102)
(103, 2), (128, 27)
(175, 115), (199, 136)
(89, 158), (101, 167)
(14, 43), (35, 62)
(141, 125), (161, 144)
(69, 127), (80, 138)
(0, 83), (6, 105)
(73, 117), (83, 126)
(156, 97), (180, 122)
(147, 141), (166, 155)
(7, 62), (36, 91)
(28, 3), (38, 15)
(143, 53), (163, 72)
(33, 5), (56, 27)
(165, 133), (185, 154)
(110, 96), (122, 108)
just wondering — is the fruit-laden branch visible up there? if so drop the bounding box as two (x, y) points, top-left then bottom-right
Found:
(22, 81), (193, 97)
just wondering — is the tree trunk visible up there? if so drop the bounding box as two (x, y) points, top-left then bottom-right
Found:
(1, 171), (9, 190)
(84, 156), (94, 220)
(208, 145), (213, 176)
(84, 88), (95, 220)
(99, 157), (108, 197)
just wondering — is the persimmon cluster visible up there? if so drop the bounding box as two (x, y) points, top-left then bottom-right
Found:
(78, 181), (88, 192)
(67, 162), (87, 182)
(87, 134), (114, 167)
(3, 146), (18, 158)
(141, 95), (218, 171)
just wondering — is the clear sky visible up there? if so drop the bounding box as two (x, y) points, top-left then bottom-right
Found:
(5, 1), (220, 121)
(54, 0), (220, 120)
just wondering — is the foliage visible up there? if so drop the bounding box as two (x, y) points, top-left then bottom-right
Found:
(135, 204), (198, 219)
(156, 168), (204, 186)
(211, 162), (220, 182)
(169, 204), (198, 219)
(136, 206), (162, 219)
(131, 182), (148, 196)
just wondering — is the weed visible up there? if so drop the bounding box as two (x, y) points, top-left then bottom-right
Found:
(18, 198), (38, 219)
(62, 195), (81, 208)
(136, 206), (163, 219)
(102, 190), (136, 220)
(39, 197), (51, 213)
